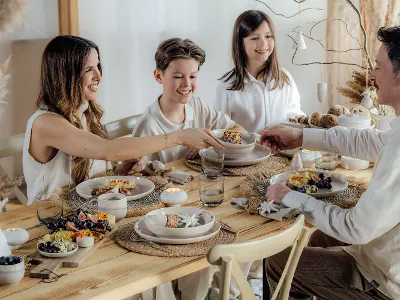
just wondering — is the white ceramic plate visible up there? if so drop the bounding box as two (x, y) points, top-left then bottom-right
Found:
(211, 129), (256, 149)
(269, 171), (348, 198)
(38, 243), (78, 258)
(76, 176), (155, 201)
(223, 144), (272, 167)
(135, 219), (221, 245)
(144, 207), (215, 238)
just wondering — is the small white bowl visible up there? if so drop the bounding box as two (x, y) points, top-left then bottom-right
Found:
(341, 156), (370, 170)
(76, 236), (94, 248)
(97, 193), (127, 221)
(211, 129), (256, 160)
(144, 207), (215, 238)
(38, 242), (78, 258)
(0, 258), (24, 286)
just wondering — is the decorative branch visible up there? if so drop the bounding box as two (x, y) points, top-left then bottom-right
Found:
(344, 0), (373, 69)
(255, 0), (322, 19)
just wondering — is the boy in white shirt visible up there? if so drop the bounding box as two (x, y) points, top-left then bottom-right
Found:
(133, 38), (245, 163)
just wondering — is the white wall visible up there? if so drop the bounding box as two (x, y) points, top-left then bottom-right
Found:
(0, 0), (59, 177)
(78, 0), (328, 123)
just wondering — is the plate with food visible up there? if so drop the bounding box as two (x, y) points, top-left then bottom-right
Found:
(37, 241), (78, 258)
(269, 170), (348, 198)
(76, 176), (155, 201)
(211, 129), (256, 160)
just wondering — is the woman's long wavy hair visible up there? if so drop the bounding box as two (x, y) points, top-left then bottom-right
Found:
(220, 10), (289, 91)
(37, 35), (108, 184)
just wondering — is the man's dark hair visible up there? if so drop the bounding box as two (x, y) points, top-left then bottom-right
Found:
(377, 26), (400, 73)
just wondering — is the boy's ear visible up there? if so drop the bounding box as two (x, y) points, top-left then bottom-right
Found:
(154, 68), (163, 84)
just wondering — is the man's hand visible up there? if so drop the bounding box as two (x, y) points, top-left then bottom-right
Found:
(265, 183), (292, 205)
(115, 157), (146, 175)
(260, 125), (303, 153)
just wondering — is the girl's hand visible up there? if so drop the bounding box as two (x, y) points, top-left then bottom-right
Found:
(115, 157), (146, 175)
(185, 148), (200, 160)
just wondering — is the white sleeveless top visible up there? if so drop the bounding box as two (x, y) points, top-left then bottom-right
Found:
(23, 103), (108, 205)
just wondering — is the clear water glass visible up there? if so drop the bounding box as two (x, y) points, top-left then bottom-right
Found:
(315, 152), (339, 171)
(199, 174), (224, 207)
(36, 193), (63, 226)
(199, 148), (224, 178)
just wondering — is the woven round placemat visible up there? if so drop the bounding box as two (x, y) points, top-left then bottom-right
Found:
(240, 171), (366, 209)
(62, 176), (173, 217)
(184, 155), (289, 176)
(115, 221), (237, 257)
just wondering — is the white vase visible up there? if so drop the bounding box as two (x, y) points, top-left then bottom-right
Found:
(0, 230), (11, 256)
(370, 107), (396, 131)
(317, 82), (327, 103)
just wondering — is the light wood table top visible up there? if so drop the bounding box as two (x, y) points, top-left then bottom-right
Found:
(0, 159), (373, 299)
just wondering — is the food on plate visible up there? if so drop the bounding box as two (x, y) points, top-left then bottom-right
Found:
(287, 171), (332, 193)
(42, 209), (114, 243)
(310, 112), (323, 127)
(327, 105), (351, 116)
(220, 129), (242, 144)
(91, 179), (137, 196)
(319, 114), (339, 128)
(38, 240), (75, 254)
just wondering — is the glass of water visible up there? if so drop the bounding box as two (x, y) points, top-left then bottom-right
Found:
(315, 152), (339, 171)
(36, 193), (63, 226)
(199, 148), (224, 178)
(199, 174), (224, 207)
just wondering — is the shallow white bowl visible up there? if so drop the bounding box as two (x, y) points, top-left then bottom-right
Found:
(98, 193), (127, 221)
(144, 207), (215, 238)
(341, 156), (370, 170)
(0, 259), (24, 286)
(38, 242), (78, 258)
(211, 129), (256, 160)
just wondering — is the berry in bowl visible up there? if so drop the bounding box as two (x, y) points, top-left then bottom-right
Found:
(0, 256), (25, 286)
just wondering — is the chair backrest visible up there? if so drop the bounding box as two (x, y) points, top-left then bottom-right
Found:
(207, 215), (309, 300)
(0, 133), (24, 158)
(104, 114), (141, 139)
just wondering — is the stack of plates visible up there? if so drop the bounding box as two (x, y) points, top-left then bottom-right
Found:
(136, 207), (220, 245)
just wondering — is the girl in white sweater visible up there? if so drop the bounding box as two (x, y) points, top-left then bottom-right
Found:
(215, 10), (306, 133)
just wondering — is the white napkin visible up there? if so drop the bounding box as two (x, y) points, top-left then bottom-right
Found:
(143, 161), (194, 184)
(230, 198), (298, 221)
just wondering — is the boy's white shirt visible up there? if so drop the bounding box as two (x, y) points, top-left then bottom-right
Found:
(215, 68), (304, 133)
(132, 95), (235, 163)
(282, 120), (400, 299)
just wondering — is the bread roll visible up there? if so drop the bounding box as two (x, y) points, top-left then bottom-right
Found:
(328, 105), (351, 116)
(320, 114), (338, 128)
(310, 112), (323, 126)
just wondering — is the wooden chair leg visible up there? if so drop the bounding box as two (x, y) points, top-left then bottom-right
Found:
(263, 258), (271, 300)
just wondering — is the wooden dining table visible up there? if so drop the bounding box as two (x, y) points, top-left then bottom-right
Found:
(0, 158), (373, 300)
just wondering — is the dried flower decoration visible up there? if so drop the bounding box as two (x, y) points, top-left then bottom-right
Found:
(0, 175), (23, 198)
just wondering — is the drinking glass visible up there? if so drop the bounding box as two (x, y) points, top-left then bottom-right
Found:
(199, 148), (224, 178)
(199, 174), (224, 207)
(315, 152), (339, 171)
(36, 193), (63, 226)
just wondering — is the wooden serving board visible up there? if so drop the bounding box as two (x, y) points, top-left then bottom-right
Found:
(29, 226), (118, 279)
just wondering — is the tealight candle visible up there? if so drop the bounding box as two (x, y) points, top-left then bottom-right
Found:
(3, 228), (29, 250)
(299, 149), (321, 168)
(160, 188), (188, 207)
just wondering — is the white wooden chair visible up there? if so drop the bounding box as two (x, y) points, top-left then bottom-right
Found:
(104, 114), (141, 139)
(207, 215), (310, 300)
(0, 133), (27, 204)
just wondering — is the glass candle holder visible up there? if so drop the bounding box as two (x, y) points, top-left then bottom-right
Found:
(315, 152), (339, 171)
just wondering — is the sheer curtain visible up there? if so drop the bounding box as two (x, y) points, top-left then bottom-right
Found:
(327, 0), (400, 107)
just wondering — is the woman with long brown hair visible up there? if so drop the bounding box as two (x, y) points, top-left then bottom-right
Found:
(23, 35), (221, 205)
(215, 10), (305, 133)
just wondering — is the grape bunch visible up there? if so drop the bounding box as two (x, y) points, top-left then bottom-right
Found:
(315, 173), (332, 189)
(96, 220), (112, 231)
(38, 241), (60, 253)
(0, 256), (22, 265)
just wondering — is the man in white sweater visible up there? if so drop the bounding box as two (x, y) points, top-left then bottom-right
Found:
(260, 26), (400, 300)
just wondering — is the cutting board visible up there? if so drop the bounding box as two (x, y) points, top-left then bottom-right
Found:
(29, 227), (117, 279)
